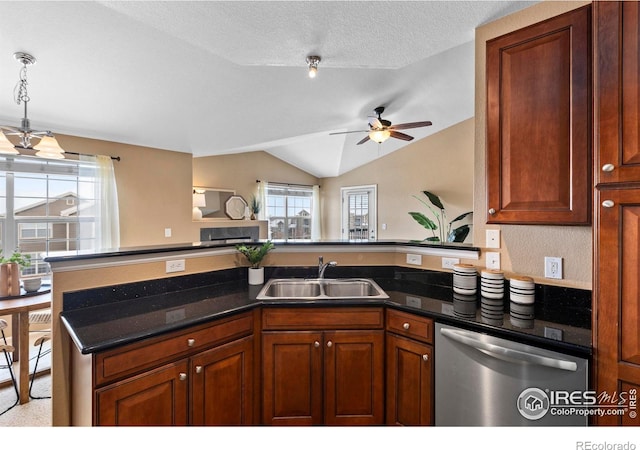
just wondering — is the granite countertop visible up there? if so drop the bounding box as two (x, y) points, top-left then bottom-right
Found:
(60, 277), (592, 358)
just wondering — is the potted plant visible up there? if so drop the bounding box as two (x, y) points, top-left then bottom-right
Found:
(409, 190), (473, 243)
(0, 250), (32, 296)
(248, 195), (261, 220)
(235, 240), (275, 284)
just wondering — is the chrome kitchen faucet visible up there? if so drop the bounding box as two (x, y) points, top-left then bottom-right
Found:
(318, 256), (337, 279)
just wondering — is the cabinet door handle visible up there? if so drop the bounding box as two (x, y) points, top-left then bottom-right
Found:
(314, 341), (320, 348)
(187, 338), (195, 347)
(403, 322), (410, 330)
(602, 163), (615, 172)
(179, 373), (187, 381)
(195, 365), (203, 374)
(422, 354), (429, 362)
(488, 208), (496, 215)
(602, 200), (615, 208)
(326, 341), (333, 348)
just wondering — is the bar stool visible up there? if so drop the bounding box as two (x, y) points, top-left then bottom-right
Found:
(28, 309), (51, 400)
(0, 343), (19, 415)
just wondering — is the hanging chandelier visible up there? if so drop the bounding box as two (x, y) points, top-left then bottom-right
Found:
(0, 52), (66, 159)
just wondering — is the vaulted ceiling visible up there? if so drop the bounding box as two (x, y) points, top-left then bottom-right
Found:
(0, 1), (537, 177)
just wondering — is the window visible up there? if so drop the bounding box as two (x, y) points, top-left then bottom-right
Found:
(266, 184), (314, 241)
(0, 156), (101, 278)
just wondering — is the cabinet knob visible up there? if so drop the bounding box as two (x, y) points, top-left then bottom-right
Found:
(602, 200), (615, 208)
(403, 322), (410, 330)
(179, 373), (187, 381)
(187, 338), (195, 347)
(423, 354), (429, 362)
(488, 208), (496, 215)
(314, 341), (320, 348)
(602, 163), (615, 172)
(195, 365), (203, 374)
(326, 341), (333, 348)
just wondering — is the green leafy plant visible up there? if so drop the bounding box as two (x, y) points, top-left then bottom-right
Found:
(235, 240), (275, 268)
(0, 249), (31, 268)
(409, 191), (473, 243)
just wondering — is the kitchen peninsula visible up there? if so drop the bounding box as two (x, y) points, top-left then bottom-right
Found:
(47, 240), (591, 426)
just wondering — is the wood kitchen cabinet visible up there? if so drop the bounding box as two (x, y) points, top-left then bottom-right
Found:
(261, 307), (385, 425)
(385, 309), (434, 426)
(486, 5), (591, 225)
(593, 1), (640, 427)
(94, 311), (255, 426)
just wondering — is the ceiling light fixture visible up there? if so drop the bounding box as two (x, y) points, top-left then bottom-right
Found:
(369, 129), (391, 144)
(0, 52), (66, 159)
(306, 55), (321, 78)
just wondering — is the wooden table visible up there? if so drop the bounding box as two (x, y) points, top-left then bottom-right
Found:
(0, 292), (51, 404)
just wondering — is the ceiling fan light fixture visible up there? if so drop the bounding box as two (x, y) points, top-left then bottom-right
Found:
(33, 135), (65, 159)
(369, 129), (391, 144)
(0, 130), (19, 155)
(306, 55), (321, 78)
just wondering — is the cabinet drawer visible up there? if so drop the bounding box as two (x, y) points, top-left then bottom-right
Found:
(95, 311), (253, 386)
(386, 309), (433, 344)
(262, 307), (384, 330)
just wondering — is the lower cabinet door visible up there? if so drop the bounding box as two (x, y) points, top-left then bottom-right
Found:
(95, 360), (189, 426)
(262, 331), (324, 425)
(386, 333), (433, 425)
(190, 335), (254, 425)
(324, 330), (385, 425)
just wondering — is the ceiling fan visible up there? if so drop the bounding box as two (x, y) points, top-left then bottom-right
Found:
(330, 106), (432, 145)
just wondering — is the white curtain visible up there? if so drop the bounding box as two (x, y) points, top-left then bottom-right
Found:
(81, 155), (120, 250)
(312, 184), (321, 241)
(257, 180), (268, 221)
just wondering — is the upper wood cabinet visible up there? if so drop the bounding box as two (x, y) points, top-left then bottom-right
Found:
(486, 5), (592, 225)
(594, 1), (640, 185)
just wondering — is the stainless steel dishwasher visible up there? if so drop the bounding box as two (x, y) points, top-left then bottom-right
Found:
(435, 323), (588, 426)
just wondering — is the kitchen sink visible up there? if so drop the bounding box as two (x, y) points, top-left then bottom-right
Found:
(256, 278), (388, 300)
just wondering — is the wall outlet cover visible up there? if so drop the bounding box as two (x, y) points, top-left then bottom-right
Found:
(406, 254), (422, 265)
(485, 252), (501, 270)
(486, 229), (500, 249)
(166, 259), (185, 273)
(442, 257), (460, 269)
(544, 256), (563, 279)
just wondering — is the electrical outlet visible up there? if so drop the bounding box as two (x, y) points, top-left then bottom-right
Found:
(165, 308), (186, 323)
(485, 252), (500, 270)
(544, 326), (563, 341)
(544, 257), (563, 279)
(164, 228), (172, 238)
(486, 229), (500, 249)
(442, 257), (460, 269)
(406, 296), (422, 308)
(166, 259), (185, 273)
(406, 254), (422, 265)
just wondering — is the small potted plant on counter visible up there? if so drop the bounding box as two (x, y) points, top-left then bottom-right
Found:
(0, 250), (32, 296)
(235, 240), (275, 285)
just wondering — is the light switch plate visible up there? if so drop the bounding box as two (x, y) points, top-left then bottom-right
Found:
(486, 229), (500, 249)
(485, 252), (500, 270)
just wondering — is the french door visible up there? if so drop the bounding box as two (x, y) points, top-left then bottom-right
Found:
(340, 185), (377, 240)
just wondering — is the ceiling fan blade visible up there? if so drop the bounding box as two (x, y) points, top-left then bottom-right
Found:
(389, 130), (414, 141)
(356, 135), (371, 145)
(389, 121), (432, 130)
(329, 130), (369, 135)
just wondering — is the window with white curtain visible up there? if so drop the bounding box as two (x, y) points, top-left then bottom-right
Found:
(265, 183), (315, 241)
(0, 155), (117, 279)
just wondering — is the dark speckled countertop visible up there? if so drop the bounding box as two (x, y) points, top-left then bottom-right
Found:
(60, 268), (592, 358)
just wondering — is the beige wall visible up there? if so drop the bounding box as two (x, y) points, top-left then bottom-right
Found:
(57, 134), (197, 246)
(320, 118), (475, 242)
(193, 151), (320, 203)
(474, 1), (592, 290)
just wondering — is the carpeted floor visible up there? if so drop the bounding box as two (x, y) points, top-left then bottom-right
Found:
(0, 374), (51, 426)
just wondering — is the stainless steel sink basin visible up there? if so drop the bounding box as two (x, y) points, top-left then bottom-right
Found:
(256, 278), (388, 300)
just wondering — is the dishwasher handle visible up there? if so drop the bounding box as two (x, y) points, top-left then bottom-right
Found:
(439, 327), (578, 372)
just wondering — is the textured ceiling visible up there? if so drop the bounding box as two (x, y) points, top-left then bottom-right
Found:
(0, 1), (537, 177)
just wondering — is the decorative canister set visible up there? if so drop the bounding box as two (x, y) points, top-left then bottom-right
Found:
(452, 264), (536, 328)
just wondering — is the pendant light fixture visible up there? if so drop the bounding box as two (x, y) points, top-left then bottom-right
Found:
(0, 52), (66, 159)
